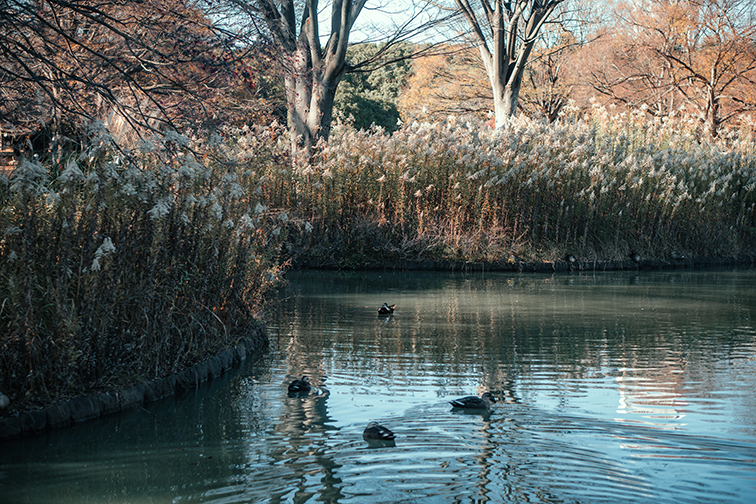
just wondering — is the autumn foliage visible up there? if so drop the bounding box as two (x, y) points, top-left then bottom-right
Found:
(577, 0), (756, 137)
(399, 46), (491, 124)
(0, 0), (283, 143)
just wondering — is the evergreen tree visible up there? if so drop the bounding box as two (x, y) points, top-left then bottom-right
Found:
(334, 43), (416, 132)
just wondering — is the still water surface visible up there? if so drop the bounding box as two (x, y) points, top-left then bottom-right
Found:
(2, 268), (756, 503)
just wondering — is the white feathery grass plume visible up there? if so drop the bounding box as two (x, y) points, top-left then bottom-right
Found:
(58, 159), (84, 184)
(147, 199), (171, 220)
(91, 237), (116, 272)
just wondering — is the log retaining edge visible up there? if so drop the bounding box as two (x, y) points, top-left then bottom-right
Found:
(0, 326), (267, 442)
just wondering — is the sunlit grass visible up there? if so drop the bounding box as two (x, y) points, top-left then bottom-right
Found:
(257, 107), (756, 265)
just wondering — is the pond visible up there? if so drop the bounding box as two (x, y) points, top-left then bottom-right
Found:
(2, 268), (756, 503)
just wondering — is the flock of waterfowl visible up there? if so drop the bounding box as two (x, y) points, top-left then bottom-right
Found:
(287, 303), (498, 446)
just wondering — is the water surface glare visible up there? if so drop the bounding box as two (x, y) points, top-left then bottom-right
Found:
(2, 268), (756, 503)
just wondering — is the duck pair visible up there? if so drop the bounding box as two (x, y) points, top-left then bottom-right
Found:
(363, 392), (497, 442)
(286, 376), (397, 442)
(291, 377), (497, 411)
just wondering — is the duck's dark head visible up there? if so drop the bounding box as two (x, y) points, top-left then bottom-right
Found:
(482, 392), (497, 403)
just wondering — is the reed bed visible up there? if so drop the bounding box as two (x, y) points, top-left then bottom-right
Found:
(257, 107), (756, 265)
(3, 109), (755, 412)
(0, 125), (286, 412)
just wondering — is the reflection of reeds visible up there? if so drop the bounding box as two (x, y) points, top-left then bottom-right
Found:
(0, 127), (285, 412)
(260, 111), (756, 265)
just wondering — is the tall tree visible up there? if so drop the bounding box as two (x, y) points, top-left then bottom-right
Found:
(223, 1), (455, 159)
(250, 1), (368, 156)
(453, 0), (567, 129)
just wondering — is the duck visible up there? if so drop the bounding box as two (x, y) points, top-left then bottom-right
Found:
(629, 251), (641, 263)
(378, 303), (395, 316)
(287, 376), (311, 394)
(564, 253), (577, 264)
(449, 392), (497, 410)
(363, 421), (396, 441)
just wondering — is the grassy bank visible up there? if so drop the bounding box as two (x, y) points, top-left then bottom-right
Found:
(0, 127), (286, 413)
(252, 109), (756, 266)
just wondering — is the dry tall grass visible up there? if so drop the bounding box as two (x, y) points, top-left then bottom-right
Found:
(0, 125), (286, 411)
(3, 108), (755, 411)
(256, 108), (756, 265)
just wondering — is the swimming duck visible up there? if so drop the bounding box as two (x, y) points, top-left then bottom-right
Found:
(287, 376), (311, 393)
(564, 254), (577, 264)
(363, 422), (396, 441)
(449, 392), (497, 410)
(378, 303), (395, 316)
(629, 251), (641, 263)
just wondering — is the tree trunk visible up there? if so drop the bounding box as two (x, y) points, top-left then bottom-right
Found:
(285, 59), (346, 161)
(259, 0), (366, 163)
(705, 85), (720, 138)
(491, 80), (520, 129)
(488, 46), (533, 128)
(458, 0), (564, 130)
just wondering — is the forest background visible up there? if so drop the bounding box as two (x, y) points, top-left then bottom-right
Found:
(1, 0), (756, 416)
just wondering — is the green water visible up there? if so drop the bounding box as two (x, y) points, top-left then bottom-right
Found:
(2, 268), (756, 503)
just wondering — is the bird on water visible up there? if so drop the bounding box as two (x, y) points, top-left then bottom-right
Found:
(449, 392), (497, 410)
(378, 303), (395, 316)
(288, 376), (311, 394)
(363, 422), (396, 441)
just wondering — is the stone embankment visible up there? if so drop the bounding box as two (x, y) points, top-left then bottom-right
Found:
(296, 254), (755, 272)
(0, 326), (267, 442)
